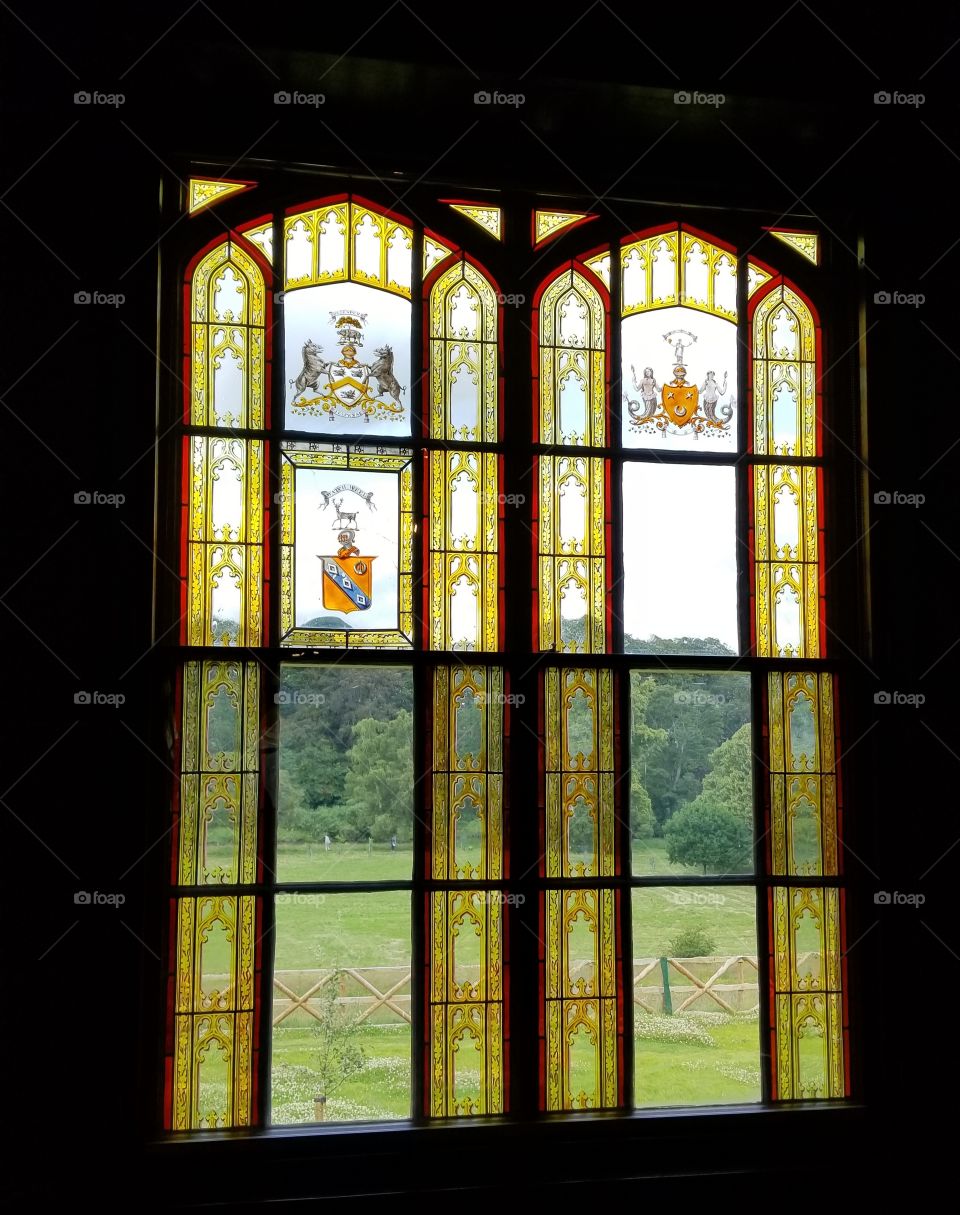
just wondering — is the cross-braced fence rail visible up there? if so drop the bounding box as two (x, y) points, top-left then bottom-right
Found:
(265, 957), (778, 1028)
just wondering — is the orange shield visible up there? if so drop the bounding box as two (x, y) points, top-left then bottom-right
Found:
(662, 383), (699, 427)
(321, 556), (375, 614)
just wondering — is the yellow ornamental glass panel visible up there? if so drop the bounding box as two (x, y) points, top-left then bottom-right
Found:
(429, 666), (505, 1116)
(171, 894), (256, 1129)
(429, 258), (498, 442)
(443, 202), (502, 240)
(432, 666), (504, 883)
(747, 260), (773, 299)
(768, 229), (820, 266)
(767, 671), (839, 876)
(544, 888), (618, 1111)
(191, 239), (266, 428)
(284, 202), (349, 288)
(679, 231), (738, 321)
(538, 268), (606, 447)
(771, 886), (846, 1099)
(621, 230), (679, 314)
(240, 221), (273, 264)
(186, 437), (264, 647)
(533, 209), (598, 246)
(582, 250), (611, 288)
(424, 233), (454, 274)
(620, 226), (741, 320)
(752, 283), (818, 457)
(188, 178), (253, 214)
(430, 891), (504, 1116)
(538, 455), (607, 653)
(544, 668), (614, 879)
(179, 661), (260, 886)
(278, 443), (414, 648)
(283, 199), (413, 294)
(753, 464), (821, 658)
(429, 449), (498, 651)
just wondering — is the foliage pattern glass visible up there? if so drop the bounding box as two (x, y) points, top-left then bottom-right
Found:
(189, 238), (266, 428)
(428, 666), (506, 1115)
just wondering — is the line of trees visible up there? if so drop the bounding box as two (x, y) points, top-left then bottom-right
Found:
(277, 634), (770, 871)
(278, 668), (414, 844)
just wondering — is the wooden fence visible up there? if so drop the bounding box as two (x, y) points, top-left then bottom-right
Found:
(268, 957), (771, 1028)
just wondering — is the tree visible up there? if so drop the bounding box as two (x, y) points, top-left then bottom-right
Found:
(311, 968), (366, 1117)
(286, 733), (345, 810)
(693, 722), (753, 824)
(627, 666), (751, 830)
(628, 675), (667, 837)
(342, 710), (414, 842)
(276, 768), (313, 841)
(663, 800), (752, 874)
(629, 779), (657, 839)
(662, 723), (754, 873)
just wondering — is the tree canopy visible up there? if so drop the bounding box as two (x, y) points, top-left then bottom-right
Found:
(275, 632), (753, 857)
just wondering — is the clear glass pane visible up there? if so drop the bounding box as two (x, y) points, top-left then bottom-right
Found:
(629, 671), (752, 876)
(633, 886), (760, 1107)
(622, 463), (738, 655)
(271, 892), (411, 1124)
(276, 666), (414, 880)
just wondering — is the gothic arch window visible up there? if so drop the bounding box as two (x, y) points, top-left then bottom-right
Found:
(160, 189), (850, 1131)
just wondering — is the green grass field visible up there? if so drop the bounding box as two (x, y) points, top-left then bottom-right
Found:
(265, 841), (762, 1124)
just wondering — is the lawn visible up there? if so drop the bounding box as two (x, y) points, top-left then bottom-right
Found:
(269, 842), (759, 971)
(263, 840), (762, 1124)
(275, 840), (414, 886)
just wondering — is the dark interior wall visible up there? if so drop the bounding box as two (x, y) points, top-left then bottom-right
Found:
(2, 2), (956, 1203)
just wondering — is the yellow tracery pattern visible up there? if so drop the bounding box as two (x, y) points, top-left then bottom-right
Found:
(539, 456), (606, 653)
(767, 671), (838, 877)
(544, 668), (614, 879)
(752, 283), (817, 457)
(535, 210), (595, 244)
(539, 268), (606, 447)
(172, 894), (256, 1129)
(283, 201), (413, 296)
(621, 228), (738, 321)
(179, 661), (260, 886)
(191, 239), (265, 428)
(429, 449), (499, 651)
(544, 887), (618, 1110)
(768, 229), (819, 266)
(187, 437), (264, 648)
(429, 258), (499, 442)
(430, 667), (505, 1115)
(772, 886), (845, 1099)
(188, 179), (251, 214)
(446, 203), (502, 240)
(754, 463), (820, 658)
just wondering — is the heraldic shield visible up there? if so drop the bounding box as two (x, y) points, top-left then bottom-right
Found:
(321, 555), (376, 613)
(662, 380), (700, 427)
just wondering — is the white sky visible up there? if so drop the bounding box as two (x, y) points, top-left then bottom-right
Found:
(621, 464), (739, 650)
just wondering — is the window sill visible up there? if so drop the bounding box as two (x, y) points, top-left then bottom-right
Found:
(145, 1102), (868, 1200)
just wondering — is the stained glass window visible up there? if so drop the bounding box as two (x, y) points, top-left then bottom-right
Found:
(161, 190), (852, 1135)
(532, 220), (846, 1113)
(278, 442), (414, 649)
